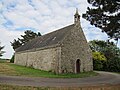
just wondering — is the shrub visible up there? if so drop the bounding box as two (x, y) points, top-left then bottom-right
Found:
(92, 52), (107, 70)
(93, 59), (102, 70)
(107, 57), (120, 72)
(10, 55), (14, 63)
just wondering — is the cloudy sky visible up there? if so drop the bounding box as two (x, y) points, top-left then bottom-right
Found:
(0, 0), (119, 59)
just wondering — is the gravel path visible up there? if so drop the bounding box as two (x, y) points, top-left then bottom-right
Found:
(0, 71), (120, 87)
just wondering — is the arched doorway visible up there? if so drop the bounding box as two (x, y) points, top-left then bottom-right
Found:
(76, 59), (80, 73)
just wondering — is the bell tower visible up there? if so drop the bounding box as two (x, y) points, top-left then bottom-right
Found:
(74, 8), (80, 24)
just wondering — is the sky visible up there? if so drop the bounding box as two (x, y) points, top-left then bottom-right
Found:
(0, 0), (119, 59)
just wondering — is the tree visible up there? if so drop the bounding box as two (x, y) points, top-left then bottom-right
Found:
(83, 0), (120, 40)
(11, 39), (22, 50)
(107, 56), (120, 72)
(89, 40), (120, 72)
(92, 51), (107, 70)
(11, 30), (41, 50)
(92, 52), (106, 61)
(10, 55), (14, 63)
(19, 30), (41, 44)
(89, 40), (120, 59)
(89, 40), (114, 52)
(0, 42), (5, 57)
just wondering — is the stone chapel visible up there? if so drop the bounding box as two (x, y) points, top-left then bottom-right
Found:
(14, 9), (93, 74)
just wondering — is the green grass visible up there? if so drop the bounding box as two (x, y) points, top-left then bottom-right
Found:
(0, 61), (98, 78)
(9, 63), (98, 78)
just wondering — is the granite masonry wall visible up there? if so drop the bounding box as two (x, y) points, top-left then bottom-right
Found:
(60, 23), (93, 73)
(14, 46), (61, 73)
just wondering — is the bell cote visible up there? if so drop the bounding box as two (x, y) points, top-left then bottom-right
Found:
(74, 8), (80, 24)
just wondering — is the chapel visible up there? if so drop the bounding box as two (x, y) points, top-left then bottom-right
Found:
(14, 9), (93, 73)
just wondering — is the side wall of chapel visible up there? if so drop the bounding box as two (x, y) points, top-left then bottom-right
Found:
(14, 46), (61, 73)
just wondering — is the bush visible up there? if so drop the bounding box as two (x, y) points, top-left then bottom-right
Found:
(107, 57), (120, 72)
(10, 55), (14, 63)
(93, 55), (120, 72)
(93, 59), (102, 70)
(89, 40), (120, 72)
(93, 59), (107, 71)
(92, 52), (107, 70)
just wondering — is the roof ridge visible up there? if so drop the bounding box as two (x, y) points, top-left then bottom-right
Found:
(42, 24), (74, 36)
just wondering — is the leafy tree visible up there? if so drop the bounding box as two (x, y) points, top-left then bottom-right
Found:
(107, 56), (120, 72)
(10, 55), (14, 63)
(0, 42), (5, 57)
(92, 51), (106, 70)
(103, 44), (120, 60)
(19, 30), (41, 44)
(11, 39), (22, 50)
(83, 0), (120, 40)
(11, 30), (41, 50)
(89, 40), (119, 59)
(92, 52), (106, 61)
(38, 32), (42, 36)
(89, 40), (120, 72)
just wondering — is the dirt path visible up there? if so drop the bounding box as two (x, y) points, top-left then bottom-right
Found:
(0, 71), (120, 87)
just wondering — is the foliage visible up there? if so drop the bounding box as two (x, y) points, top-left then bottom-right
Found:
(83, 0), (120, 40)
(0, 42), (5, 57)
(92, 52), (106, 61)
(92, 52), (106, 70)
(11, 40), (22, 50)
(89, 40), (114, 52)
(89, 40), (120, 60)
(10, 55), (14, 63)
(107, 57), (120, 72)
(11, 30), (41, 50)
(103, 44), (120, 60)
(89, 40), (120, 72)
(19, 30), (41, 44)
(93, 59), (101, 70)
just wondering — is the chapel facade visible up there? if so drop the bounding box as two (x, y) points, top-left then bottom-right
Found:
(14, 9), (93, 74)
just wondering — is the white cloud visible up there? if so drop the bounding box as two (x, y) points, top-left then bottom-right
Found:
(0, 25), (23, 58)
(0, 0), (119, 59)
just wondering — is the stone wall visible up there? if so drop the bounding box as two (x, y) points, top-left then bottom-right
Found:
(60, 23), (93, 73)
(14, 52), (28, 66)
(15, 46), (61, 73)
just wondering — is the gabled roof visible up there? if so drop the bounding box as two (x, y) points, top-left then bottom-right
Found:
(16, 24), (75, 52)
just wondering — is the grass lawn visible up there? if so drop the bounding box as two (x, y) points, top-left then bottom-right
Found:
(0, 61), (98, 78)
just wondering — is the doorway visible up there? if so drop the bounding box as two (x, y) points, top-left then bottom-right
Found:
(76, 59), (80, 73)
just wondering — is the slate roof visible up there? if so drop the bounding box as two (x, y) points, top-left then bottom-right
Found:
(16, 24), (75, 52)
